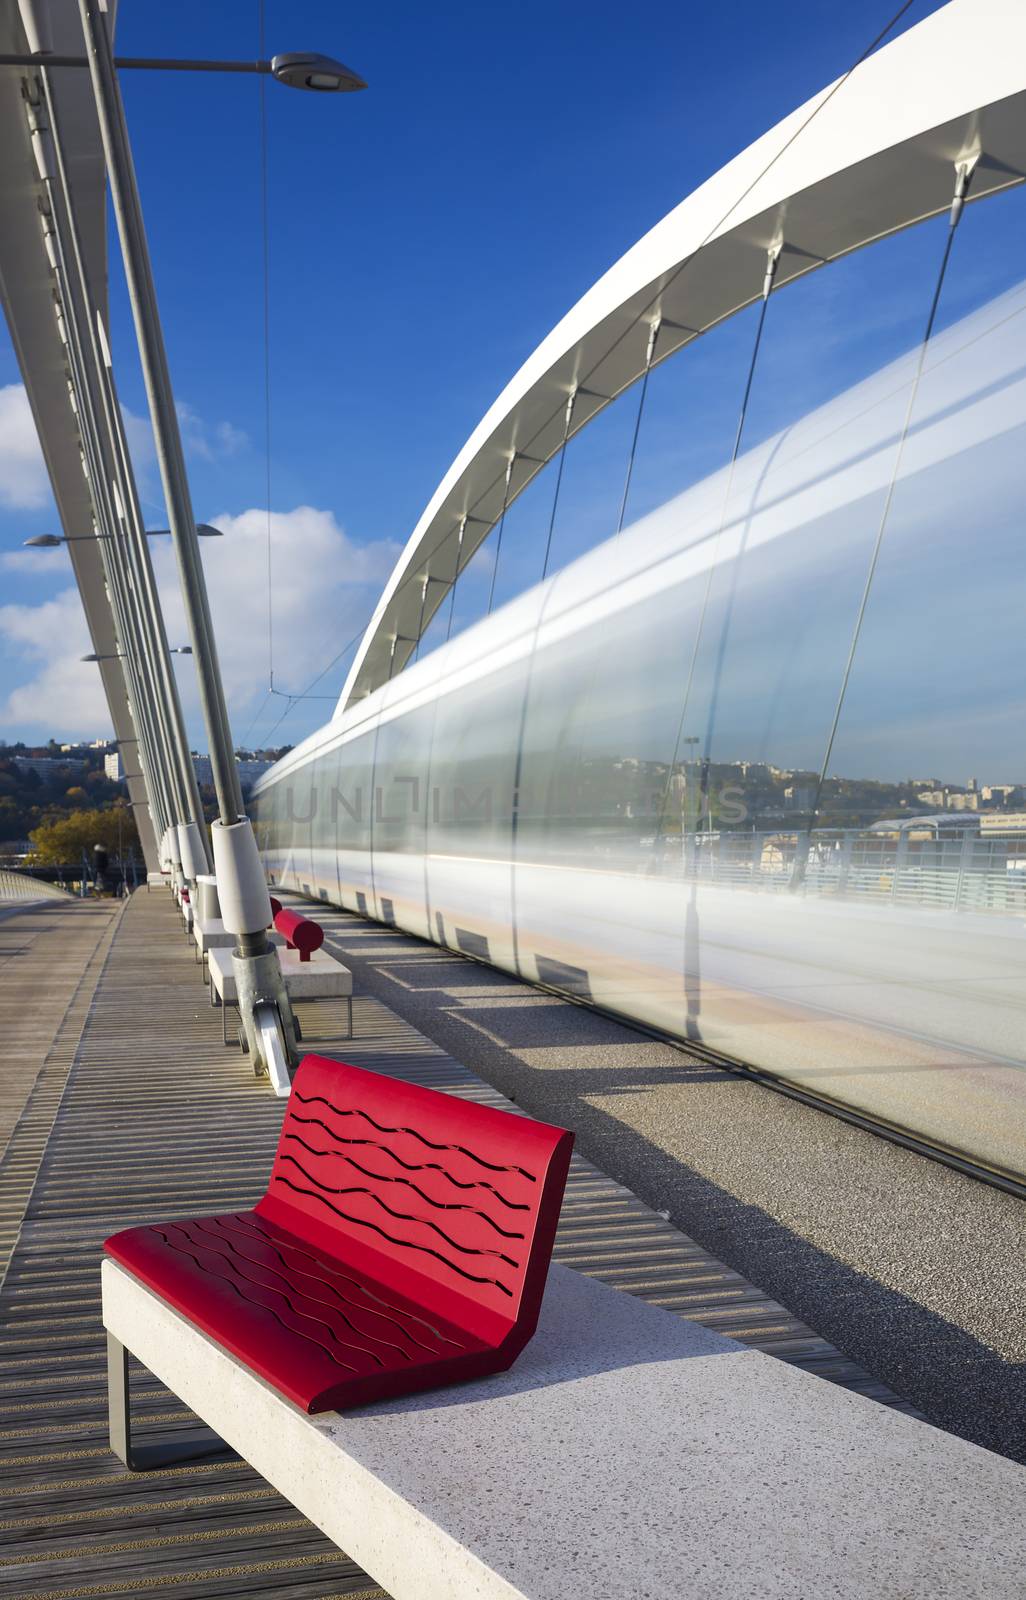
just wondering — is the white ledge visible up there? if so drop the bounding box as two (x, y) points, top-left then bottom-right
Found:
(103, 1256), (1026, 1600)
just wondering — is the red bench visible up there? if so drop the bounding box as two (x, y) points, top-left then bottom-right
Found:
(274, 905), (324, 962)
(105, 1054), (573, 1415)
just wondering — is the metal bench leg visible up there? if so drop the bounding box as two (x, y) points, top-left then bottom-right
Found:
(107, 1330), (131, 1467)
(107, 1331), (232, 1471)
(222, 997), (229, 1046)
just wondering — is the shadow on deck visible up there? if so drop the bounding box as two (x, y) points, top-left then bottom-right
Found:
(0, 889), (917, 1599)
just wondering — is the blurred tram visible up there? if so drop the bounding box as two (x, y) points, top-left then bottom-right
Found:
(253, 278), (1026, 1184)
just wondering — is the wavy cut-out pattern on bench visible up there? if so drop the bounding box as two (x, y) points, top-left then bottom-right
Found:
(105, 1055), (573, 1412)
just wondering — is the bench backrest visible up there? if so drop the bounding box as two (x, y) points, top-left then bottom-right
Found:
(256, 1055), (573, 1346)
(274, 906), (324, 960)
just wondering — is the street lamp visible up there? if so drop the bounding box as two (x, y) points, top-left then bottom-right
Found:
(82, 646), (192, 661)
(0, 50), (367, 93)
(23, 524), (222, 548)
(60, 0), (345, 1088)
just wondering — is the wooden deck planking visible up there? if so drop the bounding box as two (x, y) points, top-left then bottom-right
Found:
(0, 890), (916, 1598)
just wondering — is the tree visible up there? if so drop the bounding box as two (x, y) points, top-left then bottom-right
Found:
(0, 796), (22, 842)
(27, 804), (139, 866)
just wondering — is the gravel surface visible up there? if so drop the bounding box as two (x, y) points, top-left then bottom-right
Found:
(318, 912), (1026, 1465)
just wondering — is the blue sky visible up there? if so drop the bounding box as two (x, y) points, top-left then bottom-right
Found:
(0, 0), (991, 760)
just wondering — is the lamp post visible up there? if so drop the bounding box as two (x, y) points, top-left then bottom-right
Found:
(23, 525), (222, 546)
(67, 0), (364, 1088)
(0, 50), (366, 92)
(82, 647), (192, 661)
(24, 39), (214, 874)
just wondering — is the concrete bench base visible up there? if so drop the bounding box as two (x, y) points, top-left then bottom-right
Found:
(207, 945), (353, 1041)
(192, 916), (240, 962)
(193, 918), (284, 980)
(101, 1257), (1025, 1600)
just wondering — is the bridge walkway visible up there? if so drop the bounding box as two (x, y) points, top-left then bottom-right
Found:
(1, 889), (914, 1599)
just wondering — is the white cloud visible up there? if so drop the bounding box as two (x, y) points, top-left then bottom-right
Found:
(0, 586), (112, 737)
(0, 506), (399, 741)
(175, 401), (249, 462)
(0, 384), (51, 510)
(0, 548), (70, 576)
(121, 403), (156, 475)
(151, 506), (398, 709)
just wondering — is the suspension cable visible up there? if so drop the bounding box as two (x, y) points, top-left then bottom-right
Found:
(615, 317), (660, 534)
(246, 0), (922, 728)
(655, 242), (780, 845)
(486, 456), (516, 615)
(540, 389), (575, 580)
(444, 516), (468, 642)
(344, 0), (922, 656)
(796, 158), (977, 874)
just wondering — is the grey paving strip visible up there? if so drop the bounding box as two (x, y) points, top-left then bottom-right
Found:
(305, 904), (925, 1408)
(0, 901), (124, 1294)
(310, 903), (1026, 1462)
(0, 890), (917, 1600)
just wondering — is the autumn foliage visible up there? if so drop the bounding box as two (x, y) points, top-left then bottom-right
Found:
(26, 804), (139, 866)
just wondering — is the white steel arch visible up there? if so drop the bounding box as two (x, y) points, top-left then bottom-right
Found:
(339, 0), (1026, 709)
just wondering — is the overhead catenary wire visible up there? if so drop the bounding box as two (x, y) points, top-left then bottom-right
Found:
(238, 688), (274, 751)
(259, 0), (275, 695)
(254, 616), (376, 744)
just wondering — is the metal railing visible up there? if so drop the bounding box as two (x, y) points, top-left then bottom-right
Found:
(0, 868), (73, 903)
(674, 827), (1026, 914)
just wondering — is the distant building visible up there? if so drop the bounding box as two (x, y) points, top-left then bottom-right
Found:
(979, 812), (1026, 834)
(13, 756), (86, 779)
(192, 755), (273, 795)
(869, 814), (980, 836)
(784, 784), (816, 811)
(104, 751), (124, 782)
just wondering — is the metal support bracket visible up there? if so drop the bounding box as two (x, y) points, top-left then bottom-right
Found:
(107, 1331), (234, 1471)
(234, 946), (299, 1092)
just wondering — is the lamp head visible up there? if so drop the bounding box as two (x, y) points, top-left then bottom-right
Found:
(270, 52), (366, 92)
(23, 534), (63, 548)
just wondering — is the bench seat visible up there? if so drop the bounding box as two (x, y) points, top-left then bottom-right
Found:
(101, 1254), (1026, 1599)
(106, 1207), (494, 1412)
(105, 1055), (573, 1415)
